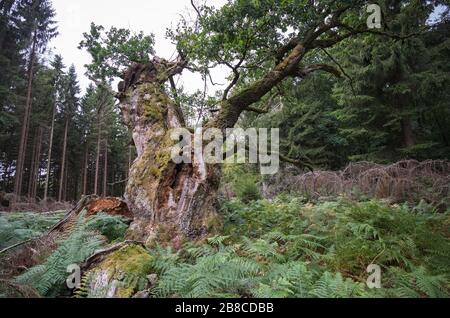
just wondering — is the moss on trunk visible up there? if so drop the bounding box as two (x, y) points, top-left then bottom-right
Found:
(117, 61), (222, 247)
(83, 244), (154, 298)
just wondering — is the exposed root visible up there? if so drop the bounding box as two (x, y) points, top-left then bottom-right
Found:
(81, 240), (145, 271)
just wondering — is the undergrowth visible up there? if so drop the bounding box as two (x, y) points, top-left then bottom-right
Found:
(0, 212), (66, 249)
(13, 212), (129, 297)
(3, 195), (449, 298)
(149, 197), (450, 298)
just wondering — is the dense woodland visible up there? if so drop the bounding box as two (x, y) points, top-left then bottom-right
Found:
(0, 0), (449, 203)
(0, 0), (131, 202)
(0, 0), (449, 299)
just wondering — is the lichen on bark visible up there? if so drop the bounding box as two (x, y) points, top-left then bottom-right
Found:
(117, 60), (222, 247)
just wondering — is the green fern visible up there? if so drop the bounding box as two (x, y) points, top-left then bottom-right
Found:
(15, 211), (129, 297)
(241, 237), (284, 262)
(84, 213), (129, 242)
(73, 273), (91, 298)
(155, 249), (260, 298)
(390, 267), (449, 298)
(310, 272), (367, 298)
(218, 196), (450, 298)
(150, 245), (181, 275)
(0, 212), (65, 249)
(252, 262), (317, 298)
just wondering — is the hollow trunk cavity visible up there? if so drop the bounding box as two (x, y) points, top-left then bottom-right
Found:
(118, 61), (222, 246)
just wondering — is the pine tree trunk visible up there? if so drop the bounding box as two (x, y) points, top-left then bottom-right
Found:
(94, 125), (101, 196)
(63, 158), (68, 201)
(93, 102), (105, 197)
(82, 144), (88, 195)
(111, 171), (115, 196)
(103, 140), (108, 197)
(27, 129), (37, 199)
(28, 126), (43, 199)
(118, 63), (221, 245)
(89, 162), (94, 196)
(44, 100), (57, 201)
(58, 116), (69, 202)
(14, 31), (37, 200)
(33, 126), (43, 199)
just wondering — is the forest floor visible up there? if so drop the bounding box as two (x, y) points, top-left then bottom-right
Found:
(0, 192), (449, 298)
(1, 161), (449, 298)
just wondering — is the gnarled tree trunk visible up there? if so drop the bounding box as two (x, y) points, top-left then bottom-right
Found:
(115, 10), (349, 245)
(117, 61), (222, 246)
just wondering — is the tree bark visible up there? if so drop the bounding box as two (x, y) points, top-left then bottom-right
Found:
(63, 157), (68, 201)
(94, 133), (100, 195)
(127, 145), (133, 179)
(94, 114), (102, 195)
(27, 129), (37, 199)
(116, 48), (329, 244)
(44, 99), (57, 201)
(33, 127), (43, 199)
(118, 62), (221, 245)
(28, 125), (42, 199)
(58, 116), (69, 202)
(14, 30), (37, 200)
(82, 144), (89, 195)
(103, 140), (108, 197)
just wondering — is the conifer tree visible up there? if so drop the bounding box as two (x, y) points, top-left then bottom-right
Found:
(13, 0), (57, 198)
(58, 65), (79, 201)
(332, 1), (450, 161)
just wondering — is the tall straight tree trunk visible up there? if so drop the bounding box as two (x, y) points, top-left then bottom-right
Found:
(63, 158), (68, 201)
(28, 125), (43, 199)
(73, 167), (79, 202)
(33, 126), (43, 199)
(44, 100), (57, 201)
(14, 31), (37, 200)
(58, 116), (69, 202)
(82, 144), (88, 195)
(27, 129), (37, 198)
(94, 125), (101, 195)
(103, 140), (108, 197)
(111, 171), (115, 196)
(93, 99), (105, 196)
(32, 126), (44, 198)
